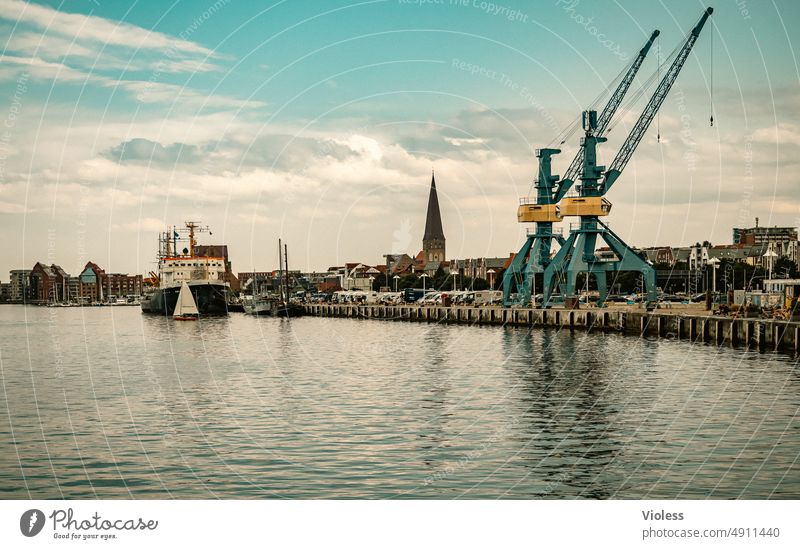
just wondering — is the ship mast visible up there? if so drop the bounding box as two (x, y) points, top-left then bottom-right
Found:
(284, 242), (290, 305)
(278, 238), (284, 303)
(183, 221), (211, 257)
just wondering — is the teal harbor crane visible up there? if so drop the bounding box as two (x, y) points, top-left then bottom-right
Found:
(502, 30), (660, 307)
(542, 7), (714, 310)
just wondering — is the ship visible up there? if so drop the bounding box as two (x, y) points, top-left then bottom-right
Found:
(141, 222), (230, 316)
(242, 238), (303, 318)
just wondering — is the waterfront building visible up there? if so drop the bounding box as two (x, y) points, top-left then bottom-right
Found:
(9, 269), (31, 303)
(0, 282), (9, 302)
(238, 271), (275, 294)
(29, 262), (70, 303)
(450, 256), (513, 282)
(76, 262), (143, 302)
(105, 272), (143, 299)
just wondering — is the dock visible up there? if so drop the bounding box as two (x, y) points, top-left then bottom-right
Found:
(302, 304), (800, 354)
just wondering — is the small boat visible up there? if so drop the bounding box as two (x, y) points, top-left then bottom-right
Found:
(173, 282), (199, 321)
(243, 239), (304, 318)
(243, 294), (277, 315)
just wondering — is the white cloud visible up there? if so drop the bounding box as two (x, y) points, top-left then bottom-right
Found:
(0, 54), (264, 110)
(0, 0), (217, 57)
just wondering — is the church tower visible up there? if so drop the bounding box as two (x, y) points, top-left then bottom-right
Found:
(423, 171), (446, 263)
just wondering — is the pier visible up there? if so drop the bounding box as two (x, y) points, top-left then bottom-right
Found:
(303, 304), (800, 353)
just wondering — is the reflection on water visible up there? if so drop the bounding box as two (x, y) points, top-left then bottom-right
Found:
(0, 305), (798, 499)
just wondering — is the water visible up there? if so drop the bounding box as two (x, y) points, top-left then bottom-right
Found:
(0, 304), (798, 499)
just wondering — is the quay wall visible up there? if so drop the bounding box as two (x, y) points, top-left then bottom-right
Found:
(302, 304), (800, 354)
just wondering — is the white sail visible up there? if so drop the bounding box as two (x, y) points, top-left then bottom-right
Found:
(173, 282), (199, 317)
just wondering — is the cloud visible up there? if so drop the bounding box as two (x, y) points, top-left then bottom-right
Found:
(104, 138), (201, 166)
(112, 217), (169, 232)
(0, 54), (94, 82)
(0, 54), (264, 110)
(0, 0), (217, 57)
(3, 30), (224, 75)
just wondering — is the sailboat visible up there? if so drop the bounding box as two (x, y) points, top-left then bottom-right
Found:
(173, 281), (200, 321)
(243, 239), (303, 317)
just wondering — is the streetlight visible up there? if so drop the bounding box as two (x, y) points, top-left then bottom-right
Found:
(420, 273), (429, 292)
(393, 274), (400, 292)
(487, 269), (496, 290)
(368, 275), (375, 292)
(763, 248), (778, 284)
(708, 257), (720, 295)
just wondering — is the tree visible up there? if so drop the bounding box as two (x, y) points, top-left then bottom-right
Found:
(471, 277), (489, 291)
(775, 256), (799, 279)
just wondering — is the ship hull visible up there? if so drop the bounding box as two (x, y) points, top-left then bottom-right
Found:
(243, 297), (304, 318)
(141, 283), (229, 316)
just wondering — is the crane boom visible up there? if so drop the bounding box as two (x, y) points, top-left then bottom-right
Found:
(554, 30), (660, 202)
(602, 7), (713, 193)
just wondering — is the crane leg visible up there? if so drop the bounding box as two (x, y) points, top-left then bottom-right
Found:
(502, 235), (535, 307)
(595, 272), (608, 306)
(543, 231), (577, 308)
(600, 229), (658, 309)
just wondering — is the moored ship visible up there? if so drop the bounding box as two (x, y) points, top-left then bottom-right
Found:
(141, 222), (230, 316)
(242, 238), (303, 318)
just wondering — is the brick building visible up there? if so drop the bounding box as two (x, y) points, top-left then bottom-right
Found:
(77, 262), (142, 302)
(30, 262), (69, 303)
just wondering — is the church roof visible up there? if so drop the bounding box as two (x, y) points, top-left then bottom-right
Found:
(423, 172), (445, 241)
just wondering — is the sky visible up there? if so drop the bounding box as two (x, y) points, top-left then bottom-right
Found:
(1, 0), (798, 276)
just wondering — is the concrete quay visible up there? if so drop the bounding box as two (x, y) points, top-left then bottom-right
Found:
(303, 304), (800, 354)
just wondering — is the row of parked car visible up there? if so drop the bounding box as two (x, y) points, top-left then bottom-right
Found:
(309, 290), (711, 306)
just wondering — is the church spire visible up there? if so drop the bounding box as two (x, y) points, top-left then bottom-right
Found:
(422, 171), (445, 263)
(423, 171), (444, 241)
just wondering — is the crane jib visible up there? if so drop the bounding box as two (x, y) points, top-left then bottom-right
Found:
(553, 29), (660, 203)
(601, 8), (713, 194)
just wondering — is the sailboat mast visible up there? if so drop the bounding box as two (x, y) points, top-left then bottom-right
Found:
(278, 238), (284, 302)
(284, 243), (290, 303)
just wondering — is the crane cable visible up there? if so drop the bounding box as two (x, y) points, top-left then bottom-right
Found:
(710, 22), (714, 126)
(657, 33), (661, 142)
(605, 38), (683, 135)
(544, 59), (631, 150)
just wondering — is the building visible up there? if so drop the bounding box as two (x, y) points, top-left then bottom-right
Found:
(384, 254), (416, 276)
(195, 244), (240, 291)
(75, 262), (142, 302)
(238, 271), (275, 294)
(105, 273), (143, 299)
(29, 262), (69, 303)
(341, 263), (382, 290)
(450, 256), (512, 284)
(77, 262), (104, 302)
(733, 219), (797, 247)
(639, 246), (678, 265)
(0, 282), (9, 302)
(422, 172), (446, 264)
(9, 269), (31, 303)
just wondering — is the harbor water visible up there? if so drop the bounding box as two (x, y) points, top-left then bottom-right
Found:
(1, 305), (798, 499)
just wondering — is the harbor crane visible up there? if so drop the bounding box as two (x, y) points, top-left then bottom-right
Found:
(503, 29), (661, 307)
(541, 7), (713, 310)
